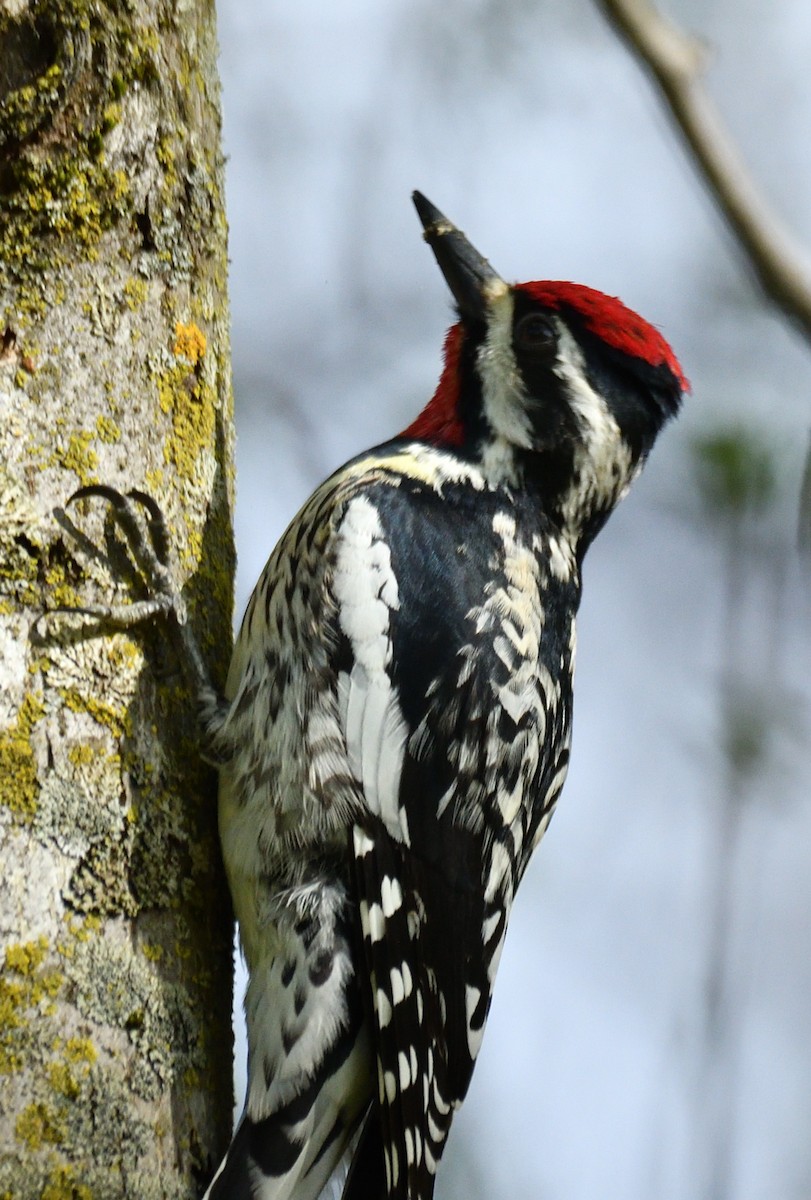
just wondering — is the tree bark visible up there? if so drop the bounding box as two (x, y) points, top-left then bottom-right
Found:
(0, 1), (235, 1196)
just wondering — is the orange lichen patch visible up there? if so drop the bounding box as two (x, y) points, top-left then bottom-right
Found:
(173, 321), (207, 366)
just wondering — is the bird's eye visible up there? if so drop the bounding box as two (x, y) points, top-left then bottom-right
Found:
(514, 313), (557, 356)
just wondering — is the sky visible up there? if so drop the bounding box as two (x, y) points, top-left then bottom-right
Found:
(215, 3), (811, 1197)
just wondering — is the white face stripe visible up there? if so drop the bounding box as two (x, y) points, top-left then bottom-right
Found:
(551, 320), (636, 527)
(475, 295), (633, 504)
(476, 291), (533, 455)
(552, 321), (620, 450)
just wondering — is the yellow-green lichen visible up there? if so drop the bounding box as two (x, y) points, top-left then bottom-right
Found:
(45, 1036), (97, 1101)
(0, 4), (162, 320)
(5, 936), (48, 976)
(67, 744), (95, 768)
(0, 979), (26, 1073)
(47, 1060), (81, 1100)
(144, 467), (165, 493)
(64, 1036), (97, 1066)
(67, 932), (204, 1099)
(117, 23), (160, 86)
(57, 917), (101, 959)
(0, 693), (45, 820)
(0, 511), (41, 607)
(0, 152), (132, 283)
(94, 414), (121, 444)
(155, 322), (217, 506)
(122, 277), (147, 311)
(59, 688), (130, 741)
(0, 61), (63, 143)
(41, 1164), (93, 1200)
(1, 939), (64, 1074)
(100, 102), (121, 134)
(155, 134), (179, 203)
(15, 1101), (65, 1150)
(49, 431), (99, 486)
(43, 559), (83, 610)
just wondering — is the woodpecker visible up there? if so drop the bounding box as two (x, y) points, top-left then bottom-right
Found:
(61, 193), (686, 1200)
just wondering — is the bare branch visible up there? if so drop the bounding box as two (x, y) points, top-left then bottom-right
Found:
(595, 0), (811, 342)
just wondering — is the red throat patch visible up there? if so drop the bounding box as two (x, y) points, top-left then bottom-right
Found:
(515, 281), (689, 393)
(401, 323), (466, 447)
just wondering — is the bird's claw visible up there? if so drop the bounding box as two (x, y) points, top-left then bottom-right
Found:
(49, 485), (226, 747)
(52, 485), (184, 632)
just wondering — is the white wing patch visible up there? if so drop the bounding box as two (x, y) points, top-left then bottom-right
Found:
(334, 496), (410, 844)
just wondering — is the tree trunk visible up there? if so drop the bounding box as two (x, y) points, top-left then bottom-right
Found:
(0, 1), (235, 1196)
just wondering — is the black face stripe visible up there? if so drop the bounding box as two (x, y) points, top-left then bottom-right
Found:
(454, 322), (490, 455)
(509, 289), (579, 453)
(575, 330), (666, 461)
(507, 288), (680, 483)
(559, 306), (681, 454)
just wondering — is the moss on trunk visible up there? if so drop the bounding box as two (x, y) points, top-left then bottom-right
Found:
(0, 0), (235, 1195)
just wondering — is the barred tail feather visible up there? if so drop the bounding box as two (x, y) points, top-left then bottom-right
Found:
(204, 1026), (371, 1200)
(352, 823), (452, 1200)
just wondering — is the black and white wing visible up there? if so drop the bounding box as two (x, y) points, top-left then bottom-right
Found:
(329, 477), (556, 1200)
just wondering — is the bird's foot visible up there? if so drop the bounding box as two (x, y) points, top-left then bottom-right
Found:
(53, 484), (183, 631)
(48, 485), (228, 755)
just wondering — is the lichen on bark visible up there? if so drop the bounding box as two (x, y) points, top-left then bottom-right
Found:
(0, 0), (236, 1195)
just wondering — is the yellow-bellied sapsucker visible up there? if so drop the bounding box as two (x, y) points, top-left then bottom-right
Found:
(62, 193), (687, 1200)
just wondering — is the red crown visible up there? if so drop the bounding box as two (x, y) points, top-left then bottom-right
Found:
(515, 281), (689, 392)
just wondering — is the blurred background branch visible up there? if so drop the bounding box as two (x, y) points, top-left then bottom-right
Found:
(592, 5), (811, 1196)
(595, 0), (811, 344)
